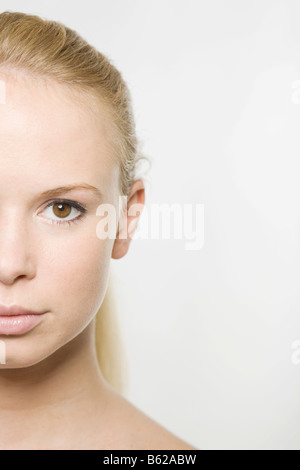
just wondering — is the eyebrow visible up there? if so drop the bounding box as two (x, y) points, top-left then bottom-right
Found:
(39, 183), (103, 200)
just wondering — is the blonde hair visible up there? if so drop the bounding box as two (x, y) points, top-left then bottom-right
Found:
(0, 10), (150, 394)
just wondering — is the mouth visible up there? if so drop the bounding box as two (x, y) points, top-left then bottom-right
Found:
(0, 305), (47, 335)
(0, 314), (47, 335)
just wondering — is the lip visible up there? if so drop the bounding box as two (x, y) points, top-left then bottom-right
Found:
(0, 304), (45, 316)
(0, 305), (47, 335)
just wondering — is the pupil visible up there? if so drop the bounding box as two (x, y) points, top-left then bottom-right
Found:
(53, 203), (71, 218)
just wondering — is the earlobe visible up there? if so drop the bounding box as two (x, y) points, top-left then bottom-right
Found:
(111, 212), (131, 260)
(111, 239), (130, 260)
(111, 214), (134, 260)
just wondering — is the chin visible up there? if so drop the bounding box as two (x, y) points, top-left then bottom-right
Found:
(0, 351), (49, 369)
(0, 336), (61, 370)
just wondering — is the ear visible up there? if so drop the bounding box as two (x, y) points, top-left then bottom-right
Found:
(111, 179), (145, 260)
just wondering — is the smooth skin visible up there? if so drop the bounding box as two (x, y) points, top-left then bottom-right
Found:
(0, 69), (195, 450)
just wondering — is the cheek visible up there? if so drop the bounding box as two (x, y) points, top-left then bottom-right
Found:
(43, 230), (112, 335)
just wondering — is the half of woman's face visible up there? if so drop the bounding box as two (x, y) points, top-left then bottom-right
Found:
(0, 70), (120, 368)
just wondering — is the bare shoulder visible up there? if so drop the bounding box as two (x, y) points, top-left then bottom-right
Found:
(101, 386), (197, 450)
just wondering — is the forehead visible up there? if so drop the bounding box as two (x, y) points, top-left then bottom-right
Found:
(0, 69), (116, 185)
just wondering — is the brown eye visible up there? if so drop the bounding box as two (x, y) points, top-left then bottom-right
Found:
(52, 202), (72, 219)
(41, 199), (87, 226)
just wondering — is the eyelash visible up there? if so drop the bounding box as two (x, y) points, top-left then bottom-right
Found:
(42, 199), (88, 227)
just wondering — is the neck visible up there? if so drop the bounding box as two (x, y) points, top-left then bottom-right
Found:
(0, 320), (111, 448)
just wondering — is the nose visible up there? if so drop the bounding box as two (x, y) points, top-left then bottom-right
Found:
(0, 211), (36, 285)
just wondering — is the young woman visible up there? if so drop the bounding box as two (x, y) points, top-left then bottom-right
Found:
(0, 11), (195, 450)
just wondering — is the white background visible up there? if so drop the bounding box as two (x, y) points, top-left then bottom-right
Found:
(1, 0), (300, 450)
